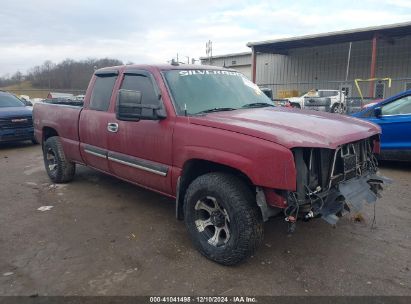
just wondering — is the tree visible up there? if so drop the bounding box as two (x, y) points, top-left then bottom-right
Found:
(19, 57), (125, 90)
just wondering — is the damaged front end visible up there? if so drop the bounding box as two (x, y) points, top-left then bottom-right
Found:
(285, 135), (391, 232)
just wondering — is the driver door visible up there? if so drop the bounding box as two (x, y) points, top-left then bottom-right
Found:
(107, 70), (173, 194)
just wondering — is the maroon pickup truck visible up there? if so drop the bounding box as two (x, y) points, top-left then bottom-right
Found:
(33, 64), (388, 265)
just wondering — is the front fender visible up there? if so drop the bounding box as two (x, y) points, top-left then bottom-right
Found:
(172, 120), (297, 191)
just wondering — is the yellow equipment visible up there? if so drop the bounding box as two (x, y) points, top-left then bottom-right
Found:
(354, 78), (392, 101)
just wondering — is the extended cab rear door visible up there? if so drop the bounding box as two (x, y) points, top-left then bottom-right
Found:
(79, 70), (119, 173)
(106, 69), (173, 194)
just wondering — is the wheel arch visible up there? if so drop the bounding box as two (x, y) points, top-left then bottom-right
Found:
(42, 126), (59, 145)
(175, 159), (254, 220)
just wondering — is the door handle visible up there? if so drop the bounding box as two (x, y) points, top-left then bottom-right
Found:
(107, 122), (119, 133)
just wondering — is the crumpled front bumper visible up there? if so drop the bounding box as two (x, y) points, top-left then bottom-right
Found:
(320, 173), (392, 225)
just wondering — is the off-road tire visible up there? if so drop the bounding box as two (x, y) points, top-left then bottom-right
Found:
(184, 172), (263, 266)
(291, 103), (301, 109)
(43, 136), (76, 183)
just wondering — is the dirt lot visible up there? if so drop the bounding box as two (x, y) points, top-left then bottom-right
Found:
(0, 142), (410, 296)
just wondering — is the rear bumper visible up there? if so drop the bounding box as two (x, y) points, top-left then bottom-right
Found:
(0, 127), (34, 143)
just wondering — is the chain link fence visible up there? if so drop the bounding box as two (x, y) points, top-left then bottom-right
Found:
(259, 78), (411, 114)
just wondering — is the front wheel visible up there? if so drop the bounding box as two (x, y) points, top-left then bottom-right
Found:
(331, 103), (345, 114)
(43, 136), (76, 183)
(184, 173), (263, 266)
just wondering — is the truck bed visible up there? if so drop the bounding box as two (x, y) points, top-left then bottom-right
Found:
(43, 99), (84, 107)
(33, 102), (84, 163)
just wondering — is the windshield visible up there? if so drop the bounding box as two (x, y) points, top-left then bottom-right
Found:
(0, 92), (25, 108)
(164, 70), (274, 115)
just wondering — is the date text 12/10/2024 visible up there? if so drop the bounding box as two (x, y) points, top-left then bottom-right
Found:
(149, 296), (257, 303)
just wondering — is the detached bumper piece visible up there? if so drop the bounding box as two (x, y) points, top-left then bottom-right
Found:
(321, 173), (392, 225)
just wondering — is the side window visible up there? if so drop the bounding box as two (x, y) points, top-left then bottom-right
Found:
(319, 91), (338, 97)
(89, 75), (117, 111)
(381, 95), (411, 116)
(120, 74), (159, 107)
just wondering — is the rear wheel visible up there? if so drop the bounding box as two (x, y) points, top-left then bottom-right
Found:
(184, 172), (263, 266)
(43, 136), (76, 183)
(291, 103), (301, 109)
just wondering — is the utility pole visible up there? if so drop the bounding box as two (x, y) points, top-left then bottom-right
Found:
(345, 42), (352, 82)
(206, 40), (213, 65)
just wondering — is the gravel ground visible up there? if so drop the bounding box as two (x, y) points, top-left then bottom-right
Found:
(0, 142), (410, 296)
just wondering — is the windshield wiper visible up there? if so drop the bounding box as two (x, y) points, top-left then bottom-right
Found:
(241, 102), (275, 108)
(195, 107), (237, 115)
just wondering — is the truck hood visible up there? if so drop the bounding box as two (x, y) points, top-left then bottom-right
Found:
(189, 107), (380, 149)
(0, 107), (32, 118)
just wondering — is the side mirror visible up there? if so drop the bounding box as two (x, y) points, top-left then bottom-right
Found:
(374, 107), (382, 118)
(116, 89), (166, 121)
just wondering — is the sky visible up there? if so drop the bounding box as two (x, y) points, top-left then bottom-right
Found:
(1, 0), (410, 76)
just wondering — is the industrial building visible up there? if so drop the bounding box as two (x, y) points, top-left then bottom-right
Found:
(200, 52), (252, 79)
(204, 22), (411, 99)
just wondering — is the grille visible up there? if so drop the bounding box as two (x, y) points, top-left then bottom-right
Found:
(0, 116), (33, 129)
(329, 137), (375, 187)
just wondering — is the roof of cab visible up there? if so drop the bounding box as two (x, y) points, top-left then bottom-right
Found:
(94, 64), (235, 74)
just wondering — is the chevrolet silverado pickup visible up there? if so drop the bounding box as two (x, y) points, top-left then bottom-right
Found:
(33, 64), (388, 265)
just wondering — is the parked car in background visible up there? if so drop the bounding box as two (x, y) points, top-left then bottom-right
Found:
(352, 90), (411, 161)
(74, 94), (85, 101)
(0, 91), (36, 144)
(47, 92), (74, 99)
(31, 98), (44, 105)
(287, 89), (346, 113)
(259, 87), (273, 100)
(274, 99), (292, 107)
(19, 95), (33, 106)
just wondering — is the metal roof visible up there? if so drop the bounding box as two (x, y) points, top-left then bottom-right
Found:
(247, 22), (411, 52)
(199, 51), (251, 60)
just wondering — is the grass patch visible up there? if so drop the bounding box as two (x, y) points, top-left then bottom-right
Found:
(0, 81), (49, 99)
